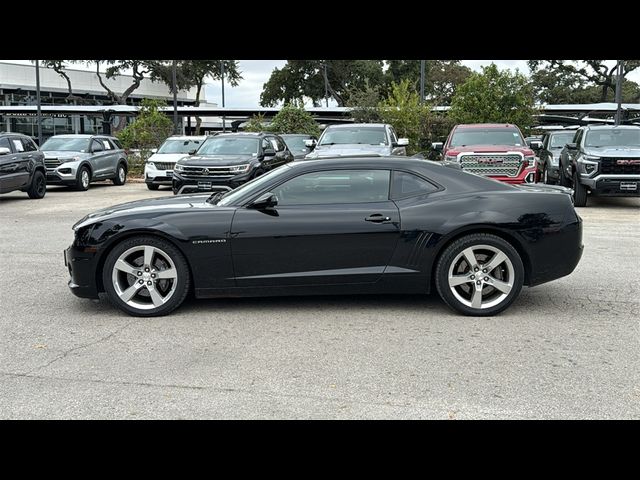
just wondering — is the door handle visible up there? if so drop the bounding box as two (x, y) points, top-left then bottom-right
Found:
(365, 214), (391, 223)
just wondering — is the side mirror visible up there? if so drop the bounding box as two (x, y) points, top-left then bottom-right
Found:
(397, 138), (409, 147)
(0, 147), (10, 156)
(263, 148), (276, 157)
(249, 192), (278, 210)
(304, 139), (317, 149)
(566, 143), (577, 150)
(431, 142), (443, 152)
(150, 148), (158, 154)
(528, 140), (542, 150)
(188, 149), (197, 155)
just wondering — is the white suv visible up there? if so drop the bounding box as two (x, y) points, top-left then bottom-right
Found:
(145, 135), (207, 190)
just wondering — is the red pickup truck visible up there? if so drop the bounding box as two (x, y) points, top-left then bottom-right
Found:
(433, 123), (538, 184)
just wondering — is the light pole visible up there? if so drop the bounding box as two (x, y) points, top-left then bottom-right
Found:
(35, 60), (42, 145)
(323, 62), (329, 107)
(614, 60), (623, 126)
(172, 60), (179, 134)
(221, 60), (226, 132)
(420, 60), (425, 104)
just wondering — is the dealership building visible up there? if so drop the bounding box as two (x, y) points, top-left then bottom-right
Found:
(0, 62), (227, 139)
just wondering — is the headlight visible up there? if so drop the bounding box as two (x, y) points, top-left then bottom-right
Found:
(146, 161), (155, 168)
(229, 164), (251, 173)
(444, 155), (458, 162)
(549, 153), (559, 166)
(60, 156), (80, 163)
(578, 157), (598, 175)
(524, 155), (536, 166)
(174, 163), (185, 172)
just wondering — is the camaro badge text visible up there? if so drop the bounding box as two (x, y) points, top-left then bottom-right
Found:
(192, 239), (226, 244)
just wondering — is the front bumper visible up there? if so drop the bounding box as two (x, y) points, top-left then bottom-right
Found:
(46, 162), (81, 185)
(64, 244), (99, 299)
(144, 164), (174, 185)
(579, 174), (640, 196)
(485, 165), (538, 185)
(172, 170), (254, 194)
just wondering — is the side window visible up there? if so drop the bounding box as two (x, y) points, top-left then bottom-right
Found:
(0, 137), (12, 151)
(391, 171), (439, 199)
(261, 137), (273, 152)
(274, 136), (286, 152)
(111, 138), (124, 149)
(388, 127), (398, 144)
(541, 134), (549, 149)
(21, 137), (38, 152)
(12, 138), (25, 153)
(99, 138), (113, 150)
(272, 170), (391, 206)
(91, 139), (104, 152)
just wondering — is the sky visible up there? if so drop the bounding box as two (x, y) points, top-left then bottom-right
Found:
(2, 60), (637, 108)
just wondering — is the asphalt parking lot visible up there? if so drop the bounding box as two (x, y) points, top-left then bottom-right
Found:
(0, 181), (638, 419)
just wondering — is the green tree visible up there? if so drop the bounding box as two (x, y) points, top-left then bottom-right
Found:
(377, 80), (434, 155)
(269, 104), (321, 137)
(260, 60), (385, 107)
(528, 60), (640, 102)
(449, 64), (535, 133)
(89, 60), (160, 105)
(384, 60), (472, 105)
(243, 114), (268, 132)
(117, 99), (174, 174)
(152, 60), (242, 134)
(346, 80), (383, 123)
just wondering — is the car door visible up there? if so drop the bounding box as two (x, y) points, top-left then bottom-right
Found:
(272, 135), (293, 165)
(230, 168), (401, 287)
(8, 136), (31, 189)
(89, 138), (111, 178)
(260, 136), (278, 170)
(0, 136), (19, 192)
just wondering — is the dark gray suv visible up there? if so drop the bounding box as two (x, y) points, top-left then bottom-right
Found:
(0, 132), (47, 199)
(41, 134), (128, 191)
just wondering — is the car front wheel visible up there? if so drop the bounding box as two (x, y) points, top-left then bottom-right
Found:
(102, 236), (191, 317)
(435, 233), (524, 316)
(27, 170), (47, 199)
(572, 172), (587, 207)
(76, 166), (91, 191)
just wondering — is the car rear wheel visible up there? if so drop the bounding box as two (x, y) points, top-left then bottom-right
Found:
(76, 166), (91, 191)
(102, 236), (191, 317)
(572, 172), (587, 207)
(112, 163), (127, 185)
(27, 170), (46, 199)
(435, 233), (524, 316)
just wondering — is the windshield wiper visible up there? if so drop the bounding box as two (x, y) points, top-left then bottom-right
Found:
(206, 191), (224, 204)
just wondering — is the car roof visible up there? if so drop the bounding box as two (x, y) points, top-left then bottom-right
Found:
(583, 125), (640, 130)
(280, 133), (313, 137)
(166, 135), (207, 140)
(325, 123), (389, 129)
(47, 134), (117, 139)
(455, 123), (518, 129)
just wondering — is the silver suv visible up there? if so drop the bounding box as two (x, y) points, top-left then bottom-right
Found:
(304, 123), (408, 159)
(41, 134), (128, 191)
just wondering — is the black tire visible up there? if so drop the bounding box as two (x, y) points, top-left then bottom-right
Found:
(252, 168), (265, 178)
(112, 162), (127, 185)
(102, 235), (191, 317)
(573, 172), (588, 207)
(435, 233), (524, 316)
(75, 165), (91, 191)
(27, 170), (46, 199)
(147, 183), (160, 191)
(541, 164), (549, 184)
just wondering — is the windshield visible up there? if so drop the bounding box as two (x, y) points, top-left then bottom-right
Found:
(550, 132), (575, 148)
(41, 137), (90, 152)
(197, 137), (259, 155)
(282, 136), (310, 151)
(584, 129), (640, 148)
(157, 138), (204, 154)
(319, 127), (388, 146)
(450, 128), (525, 147)
(216, 164), (293, 206)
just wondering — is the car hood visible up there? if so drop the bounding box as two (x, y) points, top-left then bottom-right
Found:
(179, 154), (255, 166)
(306, 144), (390, 158)
(72, 194), (221, 230)
(583, 147), (640, 157)
(43, 150), (89, 160)
(147, 153), (189, 163)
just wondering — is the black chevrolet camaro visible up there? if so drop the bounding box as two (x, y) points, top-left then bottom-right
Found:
(65, 157), (583, 317)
